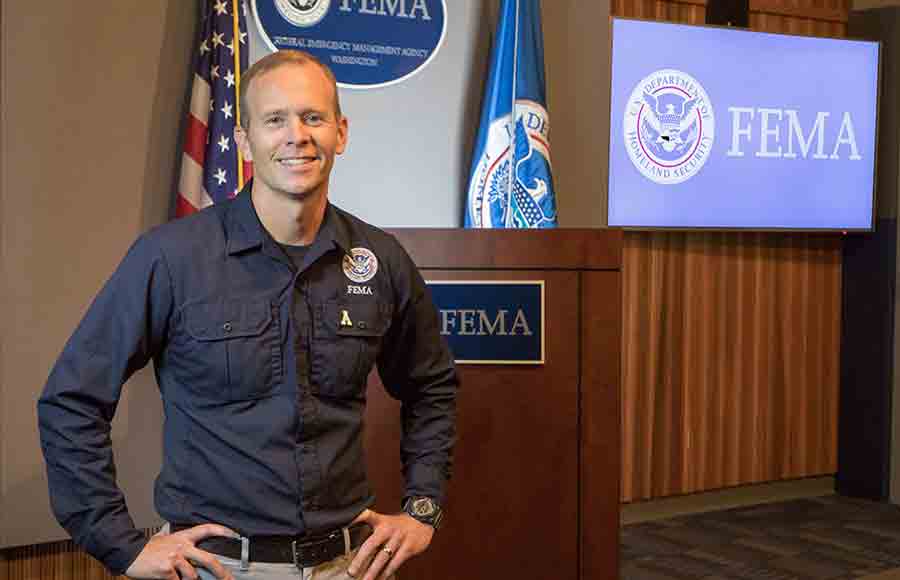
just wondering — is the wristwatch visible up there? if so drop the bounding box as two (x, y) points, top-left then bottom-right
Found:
(403, 496), (444, 530)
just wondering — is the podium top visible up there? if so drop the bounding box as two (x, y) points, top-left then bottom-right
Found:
(387, 228), (623, 271)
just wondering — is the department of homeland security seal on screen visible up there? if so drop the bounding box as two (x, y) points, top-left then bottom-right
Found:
(624, 69), (715, 185)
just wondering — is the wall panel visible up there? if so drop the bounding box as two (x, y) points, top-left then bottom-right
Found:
(620, 233), (843, 502)
(0, 0), (193, 573)
(614, 0), (849, 502)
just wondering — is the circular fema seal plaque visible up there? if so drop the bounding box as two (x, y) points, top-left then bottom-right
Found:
(624, 69), (715, 185)
(275, 0), (330, 28)
(252, 0), (446, 89)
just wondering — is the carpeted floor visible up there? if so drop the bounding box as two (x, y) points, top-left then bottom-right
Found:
(621, 495), (900, 579)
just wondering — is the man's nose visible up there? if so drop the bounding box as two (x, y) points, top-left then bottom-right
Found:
(285, 117), (311, 144)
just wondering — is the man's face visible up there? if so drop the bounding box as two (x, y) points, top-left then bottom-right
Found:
(235, 63), (347, 203)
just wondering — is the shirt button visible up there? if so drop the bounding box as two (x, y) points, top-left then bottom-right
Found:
(223, 322), (233, 333)
(358, 321), (367, 329)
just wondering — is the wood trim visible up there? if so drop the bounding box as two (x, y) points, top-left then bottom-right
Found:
(387, 228), (623, 270)
(581, 271), (623, 579)
(0, 530), (158, 580)
(751, 0), (848, 24)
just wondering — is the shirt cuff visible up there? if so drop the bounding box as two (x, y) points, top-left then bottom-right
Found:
(404, 462), (449, 506)
(90, 524), (149, 576)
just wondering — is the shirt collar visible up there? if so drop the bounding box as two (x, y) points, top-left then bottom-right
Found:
(225, 182), (265, 255)
(224, 181), (352, 256)
(317, 203), (353, 255)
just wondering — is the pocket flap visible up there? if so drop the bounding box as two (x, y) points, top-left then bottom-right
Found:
(184, 300), (273, 341)
(322, 301), (392, 337)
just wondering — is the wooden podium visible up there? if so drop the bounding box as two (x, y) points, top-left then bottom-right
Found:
(364, 229), (622, 580)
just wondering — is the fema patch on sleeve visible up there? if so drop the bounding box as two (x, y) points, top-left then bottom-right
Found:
(343, 248), (378, 283)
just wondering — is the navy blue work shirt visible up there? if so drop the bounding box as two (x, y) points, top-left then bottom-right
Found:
(37, 187), (458, 575)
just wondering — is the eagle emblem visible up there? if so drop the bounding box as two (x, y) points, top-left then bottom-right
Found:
(623, 69), (716, 185)
(640, 92), (700, 155)
(342, 248), (378, 283)
(288, 0), (319, 10)
(468, 100), (558, 228)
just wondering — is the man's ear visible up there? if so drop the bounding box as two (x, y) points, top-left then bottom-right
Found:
(234, 125), (253, 161)
(335, 115), (349, 156)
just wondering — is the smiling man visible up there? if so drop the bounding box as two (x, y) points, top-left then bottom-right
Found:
(38, 50), (458, 580)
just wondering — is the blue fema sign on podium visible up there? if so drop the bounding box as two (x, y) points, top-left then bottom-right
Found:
(427, 281), (545, 364)
(251, 0), (446, 88)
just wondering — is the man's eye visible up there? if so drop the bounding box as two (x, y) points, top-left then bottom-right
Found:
(304, 113), (323, 125)
(265, 116), (283, 126)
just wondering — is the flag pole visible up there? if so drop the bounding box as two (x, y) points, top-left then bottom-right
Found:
(507, 0), (520, 227)
(232, 0), (245, 189)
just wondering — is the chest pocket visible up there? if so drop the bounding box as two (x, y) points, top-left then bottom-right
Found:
(176, 299), (282, 402)
(311, 300), (392, 398)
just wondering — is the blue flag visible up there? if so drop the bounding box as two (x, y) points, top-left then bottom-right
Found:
(465, 0), (558, 228)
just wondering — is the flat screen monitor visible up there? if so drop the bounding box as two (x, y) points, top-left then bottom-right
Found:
(607, 18), (880, 231)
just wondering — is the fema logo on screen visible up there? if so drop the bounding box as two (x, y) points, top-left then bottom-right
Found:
(624, 69), (715, 185)
(275, 0), (330, 27)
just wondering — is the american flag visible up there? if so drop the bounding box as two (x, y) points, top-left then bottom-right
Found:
(177, 0), (252, 217)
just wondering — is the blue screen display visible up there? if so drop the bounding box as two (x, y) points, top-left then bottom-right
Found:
(607, 19), (880, 230)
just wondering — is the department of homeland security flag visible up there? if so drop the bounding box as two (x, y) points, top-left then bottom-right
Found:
(465, 0), (558, 228)
(176, 0), (251, 217)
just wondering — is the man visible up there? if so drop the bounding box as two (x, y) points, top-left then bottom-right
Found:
(38, 50), (458, 580)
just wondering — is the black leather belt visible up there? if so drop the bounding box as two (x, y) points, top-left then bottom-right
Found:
(170, 522), (372, 567)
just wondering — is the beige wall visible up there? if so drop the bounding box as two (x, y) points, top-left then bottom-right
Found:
(0, 0), (197, 546)
(543, 0), (611, 227)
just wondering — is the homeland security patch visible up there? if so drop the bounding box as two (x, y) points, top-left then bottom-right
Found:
(624, 69), (715, 185)
(342, 248), (378, 283)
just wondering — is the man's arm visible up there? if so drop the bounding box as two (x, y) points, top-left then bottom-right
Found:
(37, 234), (173, 575)
(349, 240), (458, 580)
(376, 242), (458, 505)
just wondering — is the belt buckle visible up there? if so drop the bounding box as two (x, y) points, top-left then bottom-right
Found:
(290, 534), (329, 568)
(291, 529), (345, 568)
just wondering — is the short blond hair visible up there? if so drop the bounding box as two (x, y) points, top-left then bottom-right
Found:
(239, 50), (342, 128)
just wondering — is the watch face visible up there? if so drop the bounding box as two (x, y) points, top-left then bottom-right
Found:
(412, 497), (436, 517)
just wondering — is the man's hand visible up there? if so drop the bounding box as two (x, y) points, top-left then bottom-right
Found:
(125, 524), (239, 580)
(348, 509), (434, 579)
